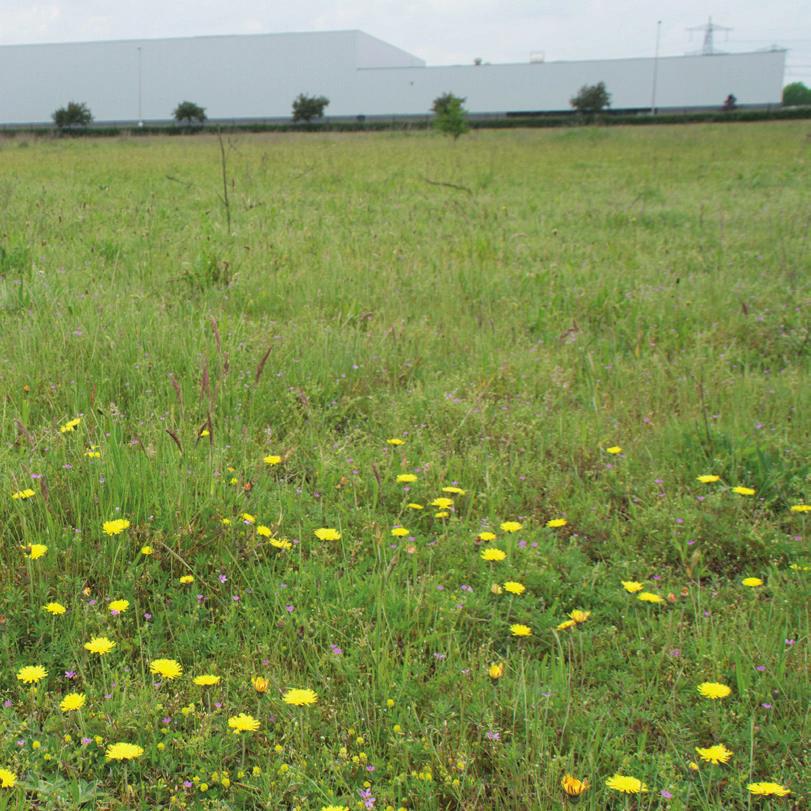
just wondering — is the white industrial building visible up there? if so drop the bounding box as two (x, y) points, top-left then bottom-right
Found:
(0, 30), (786, 125)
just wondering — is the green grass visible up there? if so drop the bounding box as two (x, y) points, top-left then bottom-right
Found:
(0, 123), (808, 810)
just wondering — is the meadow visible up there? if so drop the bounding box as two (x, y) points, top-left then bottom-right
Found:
(0, 122), (808, 810)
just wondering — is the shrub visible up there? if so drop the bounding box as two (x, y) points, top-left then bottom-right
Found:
(570, 82), (611, 114)
(292, 94), (329, 123)
(782, 82), (811, 106)
(431, 92), (470, 139)
(722, 94), (737, 112)
(173, 101), (207, 126)
(52, 102), (93, 130)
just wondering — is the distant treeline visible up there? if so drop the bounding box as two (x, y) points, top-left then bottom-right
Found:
(2, 105), (810, 137)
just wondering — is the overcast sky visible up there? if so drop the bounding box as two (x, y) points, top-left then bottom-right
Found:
(1, 0), (808, 83)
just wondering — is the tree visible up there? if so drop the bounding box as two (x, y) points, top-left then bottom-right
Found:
(173, 101), (207, 126)
(431, 92), (469, 139)
(52, 101), (93, 130)
(292, 94), (329, 123)
(570, 82), (611, 114)
(722, 94), (737, 112)
(783, 82), (811, 106)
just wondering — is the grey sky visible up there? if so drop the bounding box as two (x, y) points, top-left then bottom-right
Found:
(1, 0), (808, 84)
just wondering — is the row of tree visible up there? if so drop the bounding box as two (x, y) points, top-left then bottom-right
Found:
(50, 81), (811, 131)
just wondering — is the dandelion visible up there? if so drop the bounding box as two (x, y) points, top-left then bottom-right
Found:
(622, 580), (644, 593)
(105, 742), (144, 761)
(59, 417), (81, 433)
(0, 769), (17, 789)
(60, 693), (86, 712)
(396, 474), (417, 483)
(546, 518), (567, 528)
(561, 774), (589, 796)
(283, 688), (318, 706)
(43, 602), (66, 615)
(430, 497), (453, 509)
(84, 447), (101, 458)
(637, 592), (665, 604)
(606, 774), (648, 794)
(697, 682), (732, 700)
(481, 548), (506, 562)
(263, 454), (282, 465)
(605, 446), (623, 455)
(140, 545), (153, 556)
(503, 581), (525, 595)
(102, 519), (130, 536)
(510, 624), (532, 637)
(315, 528), (341, 541)
(488, 663), (504, 679)
(150, 659), (183, 680)
(478, 531), (496, 541)
(17, 665), (47, 684)
(499, 521), (522, 533)
(179, 575), (194, 584)
(789, 504), (810, 513)
(556, 619), (577, 631)
(442, 486), (466, 495)
(747, 782), (791, 797)
(391, 527), (410, 537)
(407, 503), (424, 510)
(26, 544), (47, 560)
(257, 525), (272, 537)
(569, 609), (590, 624)
(695, 744), (733, 765)
(732, 486), (755, 496)
(697, 474), (720, 483)
(241, 513), (256, 524)
(321, 806), (349, 811)
(193, 674), (220, 686)
(84, 637), (116, 656)
(11, 488), (36, 500)
(228, 713), (261, 733)
(386, 438), (404, 446)
(108, 599), (130, 614)
(434, 510), (449, 518)
(742, 577), (763, 588)
(252, 676), (269, 693)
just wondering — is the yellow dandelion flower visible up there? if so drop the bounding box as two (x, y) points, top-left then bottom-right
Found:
(60, 693), (86, 712)
(84, 637), (116, 656)
(622, 580), (644, 593)
(105, 742), (144, 761)
(314, 528), (341, 541)
(546, 518), (567, 528)
(407, 502), (424, 510)
(697, 682), (732, 700)
(430, 497), (453, 509)
(241, 513), (256, 524)
(386, 438), (405, 446)
(442, 486), (466, 495)
(434, 510), (449, 518)
(179, 575), (194, 584)
(747, 782), (791, 797)
(282, 688), (318, 706)
(697, 474), (720, 483)
(742, 577), (763, 588)
(59, 417), (81, 433)
(11, 488), (36, 500)
(263, 454), (283, 465)
(150, 659), (183, 680)
(228, 713), (261, 733)
(499, 521), (522, 533)
(790, 504), (810, 513)
(503, 581), (525, 595)
(84, 448), (101, 458)
(490, 583), (503, 594)
(695, 744), (733, 765)
(199, 429), (210, 438)
(569, 609), (590, 624)
(606, 774), (647, 793)
(396, 473), (418, 483)
(488, 663), (504, 679)
(478, 531), (497, 541)
(43, 602), (66, 615)
(102, 519), (130, 536)
(510, 624), (532, 637)
(637, 592), (665, 604)
(257, 525), (272, 537)
(26, 544), (48, 560)
(605, 446), (623, 455)
(481, 548), (506, 562)
(732, 486), (755, 496)
(140, 545), (153, 556)
(193, 674), (220, 686)
(561, 774), (589, 796)
(16, 665), (47, 684)
(0, 768), (16, 788)
(556, 619), (577, 631)
(108, 599), (129, 613)
(221, 517), (232, 526)
(391, 527), (410, 537)
(321, 805), (349, 811)
(270, 538), (293, 550)
(252, 676), (269, 693)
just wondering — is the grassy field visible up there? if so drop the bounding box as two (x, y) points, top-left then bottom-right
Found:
(0, 123), (808, 810)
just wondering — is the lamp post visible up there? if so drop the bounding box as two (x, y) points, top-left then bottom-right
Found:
(137, 46), (143, 126)
(651, 20), (662, 115)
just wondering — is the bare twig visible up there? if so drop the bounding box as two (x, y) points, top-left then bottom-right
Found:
(255, 345), (273, 384)
(420, 176), (473, 195)
(217, 129), (232, 232)
(165, 429), (183, 454)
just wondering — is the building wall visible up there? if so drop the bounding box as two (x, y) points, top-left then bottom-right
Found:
(0, 31), (785, 125)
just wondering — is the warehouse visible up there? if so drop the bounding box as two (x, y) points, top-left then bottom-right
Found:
(0, 29), (786, 125)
